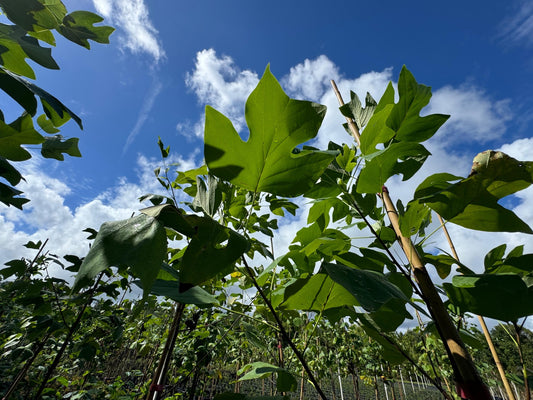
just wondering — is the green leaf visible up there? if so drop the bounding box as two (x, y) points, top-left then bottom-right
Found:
(415, 153), (533, 233)
(238, 362), (296, 392)
(359, 104), (395, 155)
(205, 65), (335, 197)
(280, 273), (359, 311)
(444, 274), (533, 321)
(73, 214), (167, 294)
(358, 315), (406, 364)
(0, 112), (44, 161)
(0, 182), (29, 209)
(0, 24), (58, 78)
(192, 174), (222, 217)
(141, 204), (196, 237)
(40, 135), (81, 160)
(323, 262), (408, 312)
(398, 200), (432, 237)
(0, 68), (82, 128)
(179, 215), (249, 287)
(37, 114), (59, 133)
(339, 91), (377, 130)
(0, 156), (23, 185)
(0, 0), (67, 32)
(388, 66), (449, 143)
(134, 278), (219, 305)
(356, 142), (431, 193)
(57, 11), (114, 49)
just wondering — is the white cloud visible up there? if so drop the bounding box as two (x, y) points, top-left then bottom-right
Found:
(498, 1), (533, 47)
(0, 152), (199, 271)
(123, 75), (163, 153)
(183, 49), (259, 139)
(425, 85), (512, 145)
(282, 55), (340, 101)
(92, 0), (165, 63)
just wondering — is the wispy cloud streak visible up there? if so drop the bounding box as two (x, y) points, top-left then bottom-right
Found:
(498, 1), (533, 47)
(123, 75), (163, 154)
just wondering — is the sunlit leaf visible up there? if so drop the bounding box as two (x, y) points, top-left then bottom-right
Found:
(205, 66), (335, 197)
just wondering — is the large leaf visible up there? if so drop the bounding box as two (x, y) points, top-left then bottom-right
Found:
(0, 0), (67, 32)
(444, 274), (533, 322)
(73, 214), (167, 294)
(323, 262), (408, 312)
(280, 273), (359, 312)
(414, 152), (533, 233)
(205, 66), (335, 197)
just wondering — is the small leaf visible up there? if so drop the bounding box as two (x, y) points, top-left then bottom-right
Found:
(41, 135), (81, 160)
(134, 278), (219, 305)
(58, 11), (114, 49)
(0, 113), (44, 161)
(356, 142), (431, 193)
(0, 156), (23, 185)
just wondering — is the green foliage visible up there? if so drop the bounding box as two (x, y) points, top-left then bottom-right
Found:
(0, 0), (113, 208)
(204, 66), (335, 197)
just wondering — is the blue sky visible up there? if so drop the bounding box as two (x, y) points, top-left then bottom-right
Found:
(1, 0), (533, 283)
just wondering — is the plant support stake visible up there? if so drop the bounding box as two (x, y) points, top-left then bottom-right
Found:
(381, 186), (491, 400)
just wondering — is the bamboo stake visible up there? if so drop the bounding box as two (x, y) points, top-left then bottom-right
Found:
(381, 188), (491, 399)
(438, 214), (516, 400)
(330, 79), (493, 400)
(330, 80), (361, 146)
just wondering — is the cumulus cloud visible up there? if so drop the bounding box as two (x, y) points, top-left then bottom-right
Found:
(0, 152), (199, 271)
(182, 49), (259, 139)
(497, 0), (533, 47)
(92, 0), (165, 62)
(425, 85), (512, 145)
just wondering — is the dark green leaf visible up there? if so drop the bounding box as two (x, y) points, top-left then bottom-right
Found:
(134, 278), (219, 305)
(58, 11), (114, 49)
(179, 215), (249, 286)
(415, 153), (533, 233)
(40, 135), (80, 160)
(0, 156), (22, 185)
(323, 262), (408, 312)
(205, 66), (335, 197)
(0, 0), (67, 31)
(73, 214), (167, 295)
(444, 274), (533, 321)
(0, 182), (30, 208)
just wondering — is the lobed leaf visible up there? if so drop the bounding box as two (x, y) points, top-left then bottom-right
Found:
(205, 66), (335, 197)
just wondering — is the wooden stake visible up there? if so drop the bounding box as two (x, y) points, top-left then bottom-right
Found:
(330, 80), (361, 146)
(438, 214), (516, 400)
(381, 187), (491, 400)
